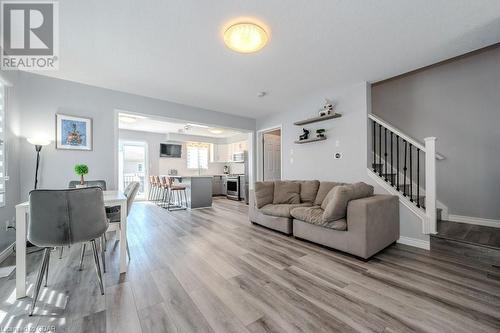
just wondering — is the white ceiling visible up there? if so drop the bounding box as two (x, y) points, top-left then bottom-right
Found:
(42, 0), (500, 118)
(118, 114), (245, 138)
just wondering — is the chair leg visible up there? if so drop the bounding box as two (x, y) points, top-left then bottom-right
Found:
(91, 240), (105, 295)
(101, 235), (106, 273)
(126, 241), (131, 260)
(183, 190), (188, 208)
(29, 248), (50, 316)
(79, 243), (86, 271)
(59, 246), (63, 259)
(44, 249), (50, 287)
(167, 189), (171, 211)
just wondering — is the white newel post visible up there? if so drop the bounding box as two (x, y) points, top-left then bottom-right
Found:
(424, 137), (437, 234)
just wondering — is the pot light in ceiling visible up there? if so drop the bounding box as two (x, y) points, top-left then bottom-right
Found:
(224, 22), (269, 53)
(209, 129), (224, 134)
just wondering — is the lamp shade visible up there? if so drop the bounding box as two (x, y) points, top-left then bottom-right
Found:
(27, 137), (51, 146)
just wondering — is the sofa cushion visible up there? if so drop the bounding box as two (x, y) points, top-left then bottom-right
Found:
(273, 181), (301, 204)
(322, 182), (374, 222)
(291, 206), (347, 231)
(323, 219), (348, 231)
(254, 181), (274, 208)
(297, 180), (320, 203)
(290, 206), (324, 224)
(260, 202), (312, 218)
(313, 181), (344, 205)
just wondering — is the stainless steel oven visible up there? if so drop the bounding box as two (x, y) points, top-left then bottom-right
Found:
(226, 176), (240, 200)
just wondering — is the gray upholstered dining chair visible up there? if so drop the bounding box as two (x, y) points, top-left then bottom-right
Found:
(106, 182), (139, 259)
(28, 187), (108, 316)
(68, 180), (107, 190)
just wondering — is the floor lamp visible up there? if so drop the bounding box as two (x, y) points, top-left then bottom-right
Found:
(26, 138), (51, 248)
(27, 138), (51, 189)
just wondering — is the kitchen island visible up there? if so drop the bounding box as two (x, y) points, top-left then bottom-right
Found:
(169, 176), (213, 208)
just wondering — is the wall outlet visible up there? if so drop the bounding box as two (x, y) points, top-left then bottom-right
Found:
(334, 152), (343, 159)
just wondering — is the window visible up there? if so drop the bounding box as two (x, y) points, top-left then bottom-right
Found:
(187, 143), (209, 170)
(0, 83), (5, 207)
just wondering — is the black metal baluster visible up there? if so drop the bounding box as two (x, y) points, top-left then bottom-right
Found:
(390, 132), (394, 186)
(384, 128), (388, 181)
(409, 144), (413, 202)
(396, 135), (399, 189)
(403, 140), (407, 196)
(372, 121), (376, 171)
(378, 124), (382, 176)
(417, 148), (421, 208)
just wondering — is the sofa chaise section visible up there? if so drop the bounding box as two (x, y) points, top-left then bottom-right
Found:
(292, 195), (399, 259)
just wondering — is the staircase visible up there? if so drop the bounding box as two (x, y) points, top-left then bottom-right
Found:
(367, 114), (442, 235)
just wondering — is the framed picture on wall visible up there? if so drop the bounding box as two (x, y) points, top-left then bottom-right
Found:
(55, 114), (93, 150)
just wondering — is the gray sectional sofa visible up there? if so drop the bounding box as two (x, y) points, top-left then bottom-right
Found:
(249, 180), (399, 259)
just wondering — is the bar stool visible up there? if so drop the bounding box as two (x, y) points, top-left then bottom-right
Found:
(147, 176), (156, 201)
(153, 176), (162, 204)
(165, 176), (188, 211)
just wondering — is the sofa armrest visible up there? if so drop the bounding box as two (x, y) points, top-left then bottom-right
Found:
(346, 195), (399, 258)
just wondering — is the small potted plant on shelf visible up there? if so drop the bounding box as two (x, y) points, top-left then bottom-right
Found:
(316, 128), (326, 138)
(74, 164), (89, 187)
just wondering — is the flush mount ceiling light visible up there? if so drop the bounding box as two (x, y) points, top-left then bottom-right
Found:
(209, 128), (224, 134)
(224, 22), (269, 53)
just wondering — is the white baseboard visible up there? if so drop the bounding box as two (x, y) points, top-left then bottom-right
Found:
(447, 215), (500, 228)
(0, 242), (14, 263)
(397, 236), (430, 250)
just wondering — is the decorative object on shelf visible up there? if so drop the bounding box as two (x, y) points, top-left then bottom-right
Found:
(74, 164), (89, 187)
(27, 137), (51, 189)
(298, 128), (310, 141)
(319, 99), (335, 117)
(56, 114), (93, 151)
(316, 129), (326, 138)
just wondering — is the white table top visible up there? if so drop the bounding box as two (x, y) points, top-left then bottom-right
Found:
(16, 190), (126, 208)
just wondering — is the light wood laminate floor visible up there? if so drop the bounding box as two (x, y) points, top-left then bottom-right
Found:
(0, 198), (499, 332)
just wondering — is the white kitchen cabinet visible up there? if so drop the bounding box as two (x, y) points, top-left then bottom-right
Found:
(212, 144), (230, 162)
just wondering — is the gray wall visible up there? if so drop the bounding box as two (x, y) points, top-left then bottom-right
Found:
(0, 71), (254, 254)
(10, 72), (254, 200)
(256, 82), (429, 242)
(372, 46), (500, 220)
(257, 82), (371, 183)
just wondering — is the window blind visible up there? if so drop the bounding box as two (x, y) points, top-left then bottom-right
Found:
(186, 143), (209, 170)
(0, 84), (5, 207)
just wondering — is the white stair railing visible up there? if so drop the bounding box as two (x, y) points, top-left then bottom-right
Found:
(368, 114), (440, 235)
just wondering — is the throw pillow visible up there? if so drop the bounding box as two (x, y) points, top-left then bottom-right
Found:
(273, 181), (301, 204)
(254, 181), (274, 208)
(322, 182), (374, 222)
(298, 180), (320, 203)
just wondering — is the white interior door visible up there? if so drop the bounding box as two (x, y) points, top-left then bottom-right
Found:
(263, 133), (281, 181)
(119, 141), (148, 199)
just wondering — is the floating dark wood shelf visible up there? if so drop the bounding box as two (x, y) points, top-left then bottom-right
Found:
(294, 137), (327, 144)
(294, 113), (341, 126)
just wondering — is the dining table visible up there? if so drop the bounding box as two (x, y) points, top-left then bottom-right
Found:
(14, 190), (128, 299)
